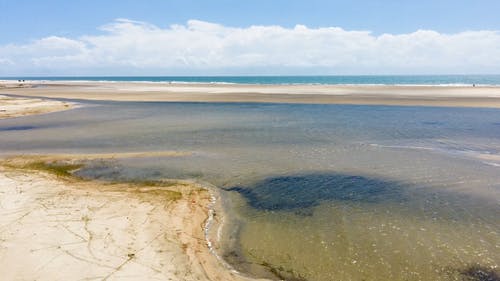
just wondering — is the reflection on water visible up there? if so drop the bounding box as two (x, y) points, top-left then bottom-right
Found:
(0, 101), (499, 280)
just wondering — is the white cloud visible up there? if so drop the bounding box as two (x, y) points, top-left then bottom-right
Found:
(1, 19), (499, 75)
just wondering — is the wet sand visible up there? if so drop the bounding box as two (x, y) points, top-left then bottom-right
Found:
(1, 80), (500, 108)
(0, 155), (259, 281)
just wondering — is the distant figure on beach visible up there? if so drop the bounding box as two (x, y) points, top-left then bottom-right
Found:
(473, 84), (476, 87)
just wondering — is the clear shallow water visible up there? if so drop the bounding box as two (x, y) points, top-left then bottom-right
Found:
(0, 101), (499, 280)
(3, 75), (500, 85)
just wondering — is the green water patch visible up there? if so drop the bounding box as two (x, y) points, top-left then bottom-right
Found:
(225, 173), (500, 281)
(234, 201), (499, 280)
(74, 160), (205, 182)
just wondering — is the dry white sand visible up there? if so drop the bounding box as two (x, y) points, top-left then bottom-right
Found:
(0, 94), (75, 119)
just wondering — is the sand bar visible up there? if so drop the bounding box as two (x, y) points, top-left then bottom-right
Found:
(1, 81), (500, 108)
(0, 156), (260, 281)
(1, 151), (192, 161)
(0, 94), (75, 119)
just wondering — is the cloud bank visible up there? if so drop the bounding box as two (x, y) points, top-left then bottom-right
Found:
(1, 19), (500, 75)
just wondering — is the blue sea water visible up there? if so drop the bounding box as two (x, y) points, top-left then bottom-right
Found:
(2, 75), (500, 85)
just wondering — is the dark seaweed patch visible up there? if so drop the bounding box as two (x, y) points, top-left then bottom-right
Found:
(0, 125), (38, 131)
(459, 264), (500, 281)
(422, 121), (443, 126)
(260, 261), (308, 281)
(228, 173), (405, 211)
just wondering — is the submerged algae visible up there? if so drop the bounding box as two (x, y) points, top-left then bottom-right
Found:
(20, 161), (84, 178)
(2, 156), (185, 202)
(228, 172), (406, 211)
(459, 264), (500, 281)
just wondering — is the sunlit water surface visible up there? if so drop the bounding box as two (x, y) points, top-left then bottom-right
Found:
(1, 101), (499, 280)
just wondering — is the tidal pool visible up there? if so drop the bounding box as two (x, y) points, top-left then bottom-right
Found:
(0, 101), (499, 280)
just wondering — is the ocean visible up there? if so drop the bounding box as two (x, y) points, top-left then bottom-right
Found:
(3, 75), (500, 85)
(1, 100), (499, 280)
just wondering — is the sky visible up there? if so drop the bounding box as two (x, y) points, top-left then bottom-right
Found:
(1, 0), (500, 76)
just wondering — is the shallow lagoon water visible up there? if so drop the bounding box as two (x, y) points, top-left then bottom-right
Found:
(1, 101), (499, 280)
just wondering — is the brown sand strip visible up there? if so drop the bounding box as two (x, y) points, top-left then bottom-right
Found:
(1, 81), (500, 108)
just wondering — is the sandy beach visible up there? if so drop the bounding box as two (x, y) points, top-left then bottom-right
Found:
(0, 154), (257, 281)
(3, 0), (500, 279)
(1, 81), (500, 280)
(1, 80), (500, 108)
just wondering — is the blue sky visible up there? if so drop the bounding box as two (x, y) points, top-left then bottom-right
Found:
(1, 0), (499, 75)
(2, 0), (499, 44)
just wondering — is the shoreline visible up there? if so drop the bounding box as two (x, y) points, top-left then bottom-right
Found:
(0, 155), (263, 281)
(1, 80), (500, 108)
(3, 79), (500, 87)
